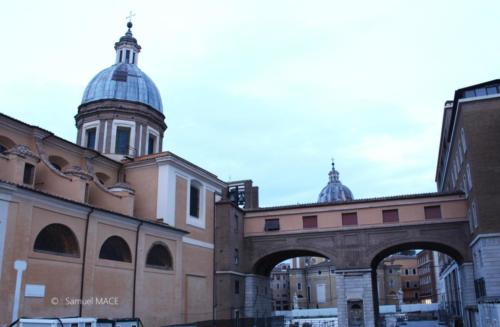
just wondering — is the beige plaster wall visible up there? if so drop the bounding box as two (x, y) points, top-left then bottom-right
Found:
(244, 195), (467, 236)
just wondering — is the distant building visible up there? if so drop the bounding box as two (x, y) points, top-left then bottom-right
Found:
(289, 260), (337, 309)
(417, 250), (439, 303)
(270, 263), (291, 311)
(378, 253), (420, 305)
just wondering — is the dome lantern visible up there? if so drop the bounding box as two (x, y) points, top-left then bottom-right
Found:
(114, 21), (141, 65)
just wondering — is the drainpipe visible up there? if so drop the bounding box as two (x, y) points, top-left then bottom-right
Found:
(132, 221), (143, 317)
(212, 191), (222, 326)
(79, 208), (94, 316)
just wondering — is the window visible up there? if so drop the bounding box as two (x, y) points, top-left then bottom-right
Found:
(126, 49), (130, 63)
(264, 218), (280, 231)
(49, 155), (68, 171)
(406, 281), (410, 288)
(189, 184), (200, 218)
(297, 282), (302, 290)
(424, 205), (441, 220)
(115, 127), (131, 154)
(234, 249), (239, 265)
(461, 128), (467, 153)
(413, 269), (416, 275)
(383, 209), (399, 223)
(234, 214), (239, 233)
(146, 243), (172, 270)
(132, 52), (136, 64)
(472, 202), (478, 228)
(475, 278), (486, 298)
(342, 212), (357, 226)
(23, 163), (35, 185)
(147, 133), (156, 155)
(34, 223), (80, 257)
(466, 164), (472, 190)
(86, 128), (97, 149)
(99, 236), (132, 262)
(234, 279), (240, 294)
(405, 269), (409, 275)
(389, 279), (394, 288)
(276, 283), (280, 289)
(302, 215), (318, 228)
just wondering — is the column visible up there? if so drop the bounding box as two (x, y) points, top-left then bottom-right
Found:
(335, 269), (375, 327)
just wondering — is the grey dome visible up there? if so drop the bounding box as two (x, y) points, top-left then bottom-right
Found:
(81, 63), (163, 112)
(318, 162), (353, 203)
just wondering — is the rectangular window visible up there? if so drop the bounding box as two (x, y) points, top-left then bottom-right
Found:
(234, 214), (239, 233)
(466, 164), (472, 190)
(264, 218), (280, 231)
(342, 212), (358, 226)
(424, 206), (442, 220)
(383, 209), (399, 223)
(472, 202), (478, 228)
(486, 86), (498, 95)
(23, 163), (34, 185)
(132, 52), (136, 64)
(302, 215), (318, 228)
(234, 279), (240, 294)
(115, 127), (131, 154)
(297, 282), (302, 290)
(126, 49), (130, 63)
(86, 127), (97, 149)
(474, 278), (486, 298)
(147, 133), (156, 155)
(190, 185), (200, 218)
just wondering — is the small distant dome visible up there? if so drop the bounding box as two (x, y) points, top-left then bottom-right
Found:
(81, 63), (163, 112)
(318, 161), (353, 203)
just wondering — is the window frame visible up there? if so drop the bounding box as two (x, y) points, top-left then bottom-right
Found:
(264, 218), (280, 231)
(111, 120), (136, 156)
(424, 205), (442, 220)
(146, 126), (160, 155)
(342, 212), (358, 226)
(382, 209), (399, 223)
(302, 215), (318, 229)
(186, 179), (206, 229)
(81, 121), (100, 151)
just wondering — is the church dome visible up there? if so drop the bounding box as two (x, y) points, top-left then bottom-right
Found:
(81, 63), (163, 112)
(80, 22), (163, 113)
(318, 161), (353, 203)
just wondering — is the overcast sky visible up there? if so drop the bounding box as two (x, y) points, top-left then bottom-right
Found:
(1, 1), (499, 207)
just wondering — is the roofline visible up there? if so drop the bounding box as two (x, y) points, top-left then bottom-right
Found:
(245, 191), (464, 213)
(128, 151), (227, 187)
(78, 98), (165, 117)
(0, 180), (189, 235)
(0, 112), (122, 167)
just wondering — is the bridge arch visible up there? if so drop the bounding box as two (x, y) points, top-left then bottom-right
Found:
(369, 240), (467, 269)
(251, 248), (332, 276)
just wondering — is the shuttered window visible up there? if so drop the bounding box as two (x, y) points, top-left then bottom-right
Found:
(342, 212), (358, 226)
(264, 218), (280, 231)
(424, 206), (442, 219)
(302, 215), (318, 229)
(383, 209), (399, 223)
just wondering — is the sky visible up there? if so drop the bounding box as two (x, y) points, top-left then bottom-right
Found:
(0, 1), (499, 207)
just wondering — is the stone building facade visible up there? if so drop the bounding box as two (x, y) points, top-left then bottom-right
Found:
(0, 23), (225, 327)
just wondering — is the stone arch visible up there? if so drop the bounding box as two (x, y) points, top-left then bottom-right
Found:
(0, 135), (15, 153)
(145, 242), (173, 270)
(34, 223), (80, 257)
(368, 239), (470, 325)
(369, 240), (468, 269)
(251, 248), (331, 276)
(99, 236), (132, 262)
(95, 172), (111, 186)
(48, 155), (69, 171)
